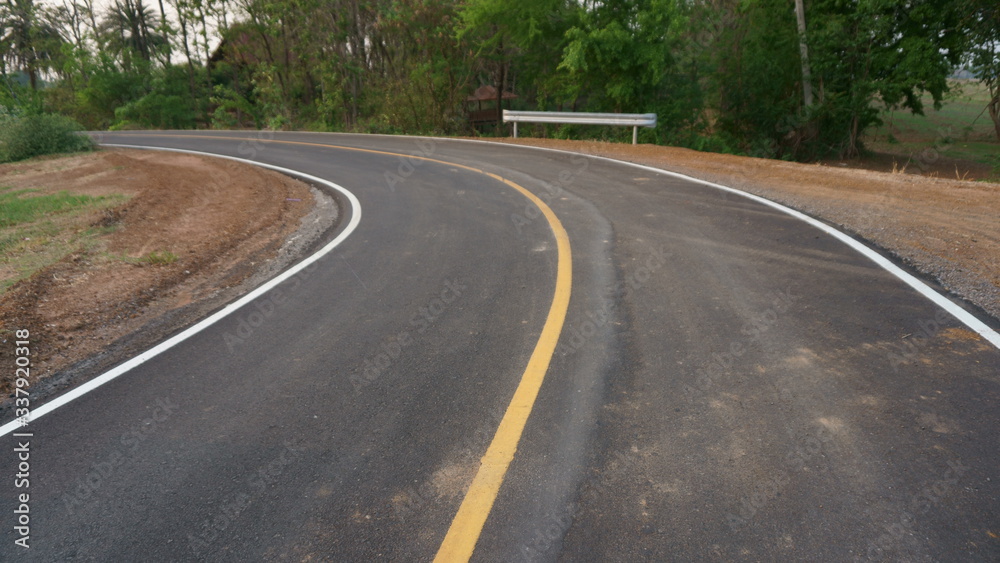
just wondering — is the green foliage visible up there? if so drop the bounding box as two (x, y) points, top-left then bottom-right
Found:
(0, 112), (93, 162)
(210, 84), (261, 129)
(960, 0), (1000, 141)
(1, 74), (44, 116)
(700, 0), (968, 160)
(552, 0), (704, 143)
(76, 59), (149, 129)
(459, 0), (576, 95)
(4, 0), (984, 166)
(560, 0), (679, 109)
(0, 188), (109, 227)
(806, 0), (964, 157)
(113, 93), (192, 129)
(141, 250), (178, 264)
(113, 65), (200, 129)
(688, 134), (738, 155)
(709, 0), (801, 158)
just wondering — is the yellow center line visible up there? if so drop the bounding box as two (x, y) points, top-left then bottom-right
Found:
(105, 133), (573, 562)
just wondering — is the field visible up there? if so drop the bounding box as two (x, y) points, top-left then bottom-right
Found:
(0, 186), (128, 293)
(865, 79), (999, 180)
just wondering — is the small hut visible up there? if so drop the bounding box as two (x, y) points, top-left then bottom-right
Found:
(465, 85), (518, 131)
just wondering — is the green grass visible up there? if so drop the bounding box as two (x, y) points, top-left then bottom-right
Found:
(114, 250), (179, 266)
(141, 250), (178, 265)
(867, 80), (999, 167)
(0, 187), (129, 293)
(0, 188), (111, 227)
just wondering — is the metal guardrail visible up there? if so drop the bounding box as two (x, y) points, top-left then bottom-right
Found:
(502, 110), (657, 144)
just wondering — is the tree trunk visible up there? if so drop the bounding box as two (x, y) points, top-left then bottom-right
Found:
(198, 3), (213, 93)
(794, 0), (813, 108)
(82, 0), (104, 52)
(844, 113), (860, 159)
(988, 84), (1000, 143)
(496, 36), (505, 130)
(135, 0), (152, 61)
(175, 4), (197, 96)
(155, 0), (172, 63)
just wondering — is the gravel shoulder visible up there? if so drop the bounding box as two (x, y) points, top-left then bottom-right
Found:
(485, 138), (1000, 322)
(0, 148), (339, 408)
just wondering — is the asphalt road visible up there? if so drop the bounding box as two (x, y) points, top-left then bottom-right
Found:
(2, 132), (998, 562)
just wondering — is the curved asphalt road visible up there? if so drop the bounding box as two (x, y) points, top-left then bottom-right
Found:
(2, 132), (998, 562)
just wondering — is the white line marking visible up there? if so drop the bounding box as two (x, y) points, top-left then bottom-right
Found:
(350, 134), (1000, 350)
(82, 133), (1000, 349)
(609, 159), (1000, 349)
(0, 144), (363, 437)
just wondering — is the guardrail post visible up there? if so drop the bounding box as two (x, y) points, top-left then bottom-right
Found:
(513, 122), (518, 139)
(633, 126), (638, 145)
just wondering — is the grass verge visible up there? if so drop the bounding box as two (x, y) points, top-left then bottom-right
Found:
(867, 79), (999, 170)
(0, 187), (129, 293)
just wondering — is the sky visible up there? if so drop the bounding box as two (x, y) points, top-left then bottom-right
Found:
(40, 0), (226, 59)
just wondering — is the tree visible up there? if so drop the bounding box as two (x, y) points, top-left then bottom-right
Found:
(793, 0), (813, 108)
(558, 0), (684, 112)
(962, 0), (1000, 141)
(98, 0), (167, 68)
(373, 0), (475, 132)
(710, 0), (802, 156)
(704, 0), (967, 159)
(1, 0), (66, 90)
(807, 0), (965, 157)
(459, 0), (575, 128)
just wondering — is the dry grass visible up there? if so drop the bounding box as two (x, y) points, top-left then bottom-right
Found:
(0, 187), (128, 293)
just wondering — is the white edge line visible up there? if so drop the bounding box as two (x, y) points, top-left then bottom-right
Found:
(375, 134), (1000, 351)
(1, 143), (362, 437)
(91, 133), (1000, 348)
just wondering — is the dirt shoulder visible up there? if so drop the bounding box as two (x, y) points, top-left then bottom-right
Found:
(0, 148), (338, 403)
(485, 138), (1000, 322)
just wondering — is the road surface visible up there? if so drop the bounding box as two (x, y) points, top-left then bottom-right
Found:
(2, 132), (998, 561)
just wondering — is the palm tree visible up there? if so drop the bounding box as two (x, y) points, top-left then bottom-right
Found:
(1, 0), (67, 89)
(98, 0), (167, 68)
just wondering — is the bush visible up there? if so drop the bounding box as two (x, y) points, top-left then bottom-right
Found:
(113, 65), (203, 129)
(114, 93), (196, 129)
(0, 113), (94, 163)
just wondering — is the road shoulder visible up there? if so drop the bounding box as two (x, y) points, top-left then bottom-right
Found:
(0, 148), (339, 412)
